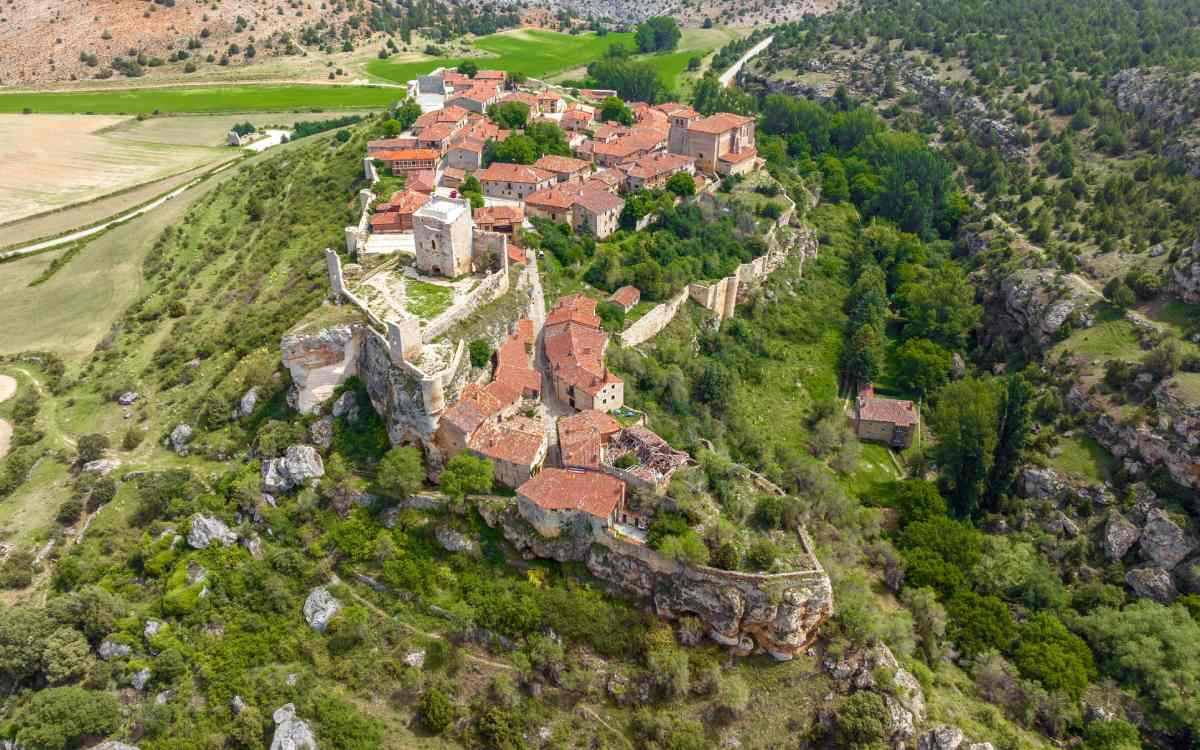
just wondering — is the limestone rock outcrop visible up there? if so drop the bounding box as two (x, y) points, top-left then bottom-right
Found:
(92, 743), (141, 750)
(1139, 509), (1195, 569)
(270, 704), (318, 750)
(1103, 512), (1141, 561)
(917, 726), (994, 750)
(282, 324), (362, 415)
(97, 640), (131, 660)
(236, 387), (260, 419)
(994, 269), (1100, 350)
(1170, 240), (1200, 303)
(261, 445), (325, 493)
(435, 524), (481, 558)
(187, 514), (237, 549)
(1109, 68), (1200, 177)
(483, 500), (832, 660)
(1125, 567), (1178, 603)
(303, 586), (341, 633)
(169, 424), (194, 455)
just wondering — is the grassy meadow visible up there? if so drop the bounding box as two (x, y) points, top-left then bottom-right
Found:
(0, 84), (401, 115)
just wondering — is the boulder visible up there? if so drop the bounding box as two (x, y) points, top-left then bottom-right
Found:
(917, 726), (994, 750)
(131, 667), (152, 691)
(309, 416), (333, 451)
(236, 387), (260, 419)
(435, 524), (481, 558)
(117, 391), (139, 406)
(231, 695), (246, 715)
(950, 352), (966, 379)
(1103, 512), (1141, 561)
(169, 424), (194, 455)
(1017, 466), (1070, 502)
(186, 560), (208, 585)
(331, 391), (360, 422)
(262, 445), (326, 493)
(270, 703), (318, 750)
(302, 586), (341, 633)
(82, 458), (121, 476)
(1139, 509), (1195, 569)
(92, 743), (140, 750)
(97, 640), (131, 660)
(1125, 567), (1178, 603)
(241, 534), (264, 559)
(188, 514), (237, 549)
(404, 650), (426, 669)
(143, 620), (162, 639)
(1170, 239), (1200, 303)
(1043, 511), (1079, 538)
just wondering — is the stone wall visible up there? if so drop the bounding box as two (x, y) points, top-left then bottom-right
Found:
(618, 289), (689, 346)
(483, 499), (833, 660)
(422, 265), (512, 342)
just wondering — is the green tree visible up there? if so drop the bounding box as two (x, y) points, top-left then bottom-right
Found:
(841, 323), (885, 384)
(456, 60), (478, 78)
(75, 433), (109, 465)
(885, 479), (947, 527)
(469, 339), (493, 368)
(493, 134), (538, 164)
(819, 155), (850, 202)
(665, 171), (696, 197)
(985, 374), (1034, 506)
(16, 686), (120, 750)
(418, 688), (455, 733)
(928, 378), (998, 517)
(487, 100), (530, 129)
(832, 691), (890, 750)
(946, 591), (1016, 658)
(0, 606), (52, 684)
(393, 98), (423, 130)
(899, 262), (981, 350)
(1010, 612), (1096, 698)
(901, 587), (947, 664)
(376, 445), (424, 499)
(891, 338), (952, 396)
(41, 627), (92, 686)
(599, 96), (634, 125)
(634, 16), (681, 52)
(439, 454), (493, 500)
(1082, 719), (1141, 750)
(658, 533), (709, 566)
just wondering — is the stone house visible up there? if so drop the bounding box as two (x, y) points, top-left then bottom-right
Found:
(473, 204), (523, 234)
(561, 108), (594, 132)
(608, 286), (641, 312)
(369, 189), (430, 233)
(413, 196), (474, 277)
(544, 294), (624, 412)
(374, 148), (440, 174)
(445, 136), (486, 172)
(854, 386), (919, 449)
(558, 409), (622, 469)
(469, 416), (548, 488)
(435, 383), (505, 458)
(448, 83), (502, 114)
(538, 92), (565, 114)
(367, 136), (417, 154)
(667, 109), (757, 175)
(621, 152), (696, 192)
(571, 189), (624, 239)
(592, 131), (663, 168)
(524, 185), (579, 225)
(479, 163), (557, 200)
(411, 105), (469, 136)
(416, 123), (457, 154)
(516, 467), (627, 538)
(602, 424), (689, 494)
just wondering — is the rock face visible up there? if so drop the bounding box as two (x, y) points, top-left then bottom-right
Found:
(303, 586), (341, 633)
(824, 643), (925, 744)
(188, 514), (237, 549)
(331, 391), (360, 422)
(1126, 567), (1178, 603)
(82, 458), (121, 475)
(270, 704), (318, 750)
(1139, 509), (1195, 569)
(1103, 512), (1141, 561)
(281, 324), (362, 415)
(435, 524), (481, 558)
(993, 269), (1100, 350)
(261, 445), (325, 493)
(236, 387), (260, 418)
(1109, 68), (1200, 177)
(169, 424), (194, 455)
(917, 726), (995, 750)
(117, 391), (139, 406)
(483, 501), (832, 660)
(1170, 240), (1200, 303)
(98, 640), (131, 660)
(309, 416), (333, 451)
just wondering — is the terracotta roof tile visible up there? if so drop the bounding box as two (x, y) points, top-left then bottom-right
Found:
(470, 416), (545, 466)
(533, 154), (591, 175)
(687, 112), (755, 134)
(479, 162), (556, 184)
(609, 286), (640, 309)
(518, 467), (624, 519)
(858, 397), (919, 427)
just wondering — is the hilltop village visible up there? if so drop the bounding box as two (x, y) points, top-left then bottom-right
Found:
(282, 66), (834, 659)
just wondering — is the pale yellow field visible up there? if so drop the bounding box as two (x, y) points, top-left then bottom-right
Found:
(0, 113), (233, 223)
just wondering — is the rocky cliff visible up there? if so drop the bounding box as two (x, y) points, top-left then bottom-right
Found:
(1170, 238), (1200, 303)
(977, 267), (1101, 354)
(481, 500), (833, 660)
(1108, 68), (1200, 177)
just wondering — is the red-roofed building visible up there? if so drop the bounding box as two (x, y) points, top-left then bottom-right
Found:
(411, 105), (470, 136)
(441, 167), (467, 189)
(571, 188), (623, 238)
(537, 92), (565, 114)
(544, 295), (623, 412)
(534, 154), (592, 184)
(621, 152), (696, 191)
(469, 416), (548, 488)
(558, 410), (621, 469)
(516, 467), (627, 535)
(479, 162), (557, 200)
(561, 108), (594, 132)
(592, 131), (664, 168)
(446, 136), (487, 171)
(367, 136), (417, 154)
(668, 110), (757, 175)
(369, 188), (430, 233)
(524, 184), (581, 225)
(407, 169), (438, 195)
(374, 148), (440, 174)
(473, 204), (523, 234)
(854, 385), (919, 448)
(435, 383), (505, 457)
(448, 83), (502, 113)
(608, 286), (641, 312)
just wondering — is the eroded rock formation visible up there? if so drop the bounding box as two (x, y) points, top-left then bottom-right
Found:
(481, 500), (833, 660)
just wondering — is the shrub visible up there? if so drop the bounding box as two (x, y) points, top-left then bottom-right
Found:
(832, 691), (890, 749)
(16, 686), (120, 750)
(418, 687), (455, 733)
(468, 340), (493, 368)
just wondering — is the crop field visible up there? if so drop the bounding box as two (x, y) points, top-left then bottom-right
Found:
(367, 28), (636, 83)
(0, 113), (239, 224)
(0, 83), (401, 115)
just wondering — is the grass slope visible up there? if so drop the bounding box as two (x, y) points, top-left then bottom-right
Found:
(0, 84), (401, 115)
(367, 28), (636, 83)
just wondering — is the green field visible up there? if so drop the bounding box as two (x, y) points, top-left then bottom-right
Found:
(0, 84), (402, 115)
(367, 28), (636, 83)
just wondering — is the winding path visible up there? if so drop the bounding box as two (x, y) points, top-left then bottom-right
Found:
(0, 374), (15, 461)
(719, 36), (774, 88)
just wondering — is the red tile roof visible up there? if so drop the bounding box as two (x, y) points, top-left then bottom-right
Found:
(534, 154), (591, 175)
(526, 185), (580, 211)
(858, 397), (919, 427)
(609, 286), (640, 309)
(545, 293), (600, 328)
(368, 137), (417, 151)
(571, 188), (624, 216)
(474, 204), (524, 224)
(558, 410), (621, 469)
(441, 384), (503, 436)
(408, 170), (437, 194)
(687, 112), (755, 134)
(623, 152), (694, 180)
(479, 162), (555, 184)
(387, 188), (431, 215)
(518, 467), (624, 519)
(470, 416), (546, 466)
(719, 147), (757, 164)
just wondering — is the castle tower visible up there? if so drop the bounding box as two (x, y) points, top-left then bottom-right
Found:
(413, 196), (474, 277)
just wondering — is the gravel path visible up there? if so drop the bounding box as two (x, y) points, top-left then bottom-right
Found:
(0, 374), (15, 461)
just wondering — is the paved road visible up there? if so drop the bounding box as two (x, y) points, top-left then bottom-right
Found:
(719, 35), (774, 88)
